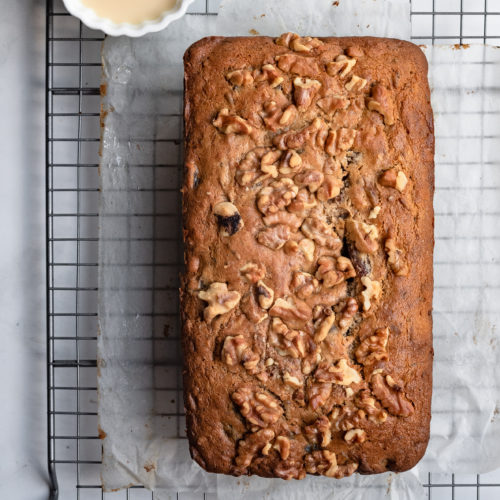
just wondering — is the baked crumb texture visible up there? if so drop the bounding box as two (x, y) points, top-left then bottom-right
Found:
(181, 34), (434, 479)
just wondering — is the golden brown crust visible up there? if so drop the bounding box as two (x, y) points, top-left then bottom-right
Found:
(181, 35), (434, 479)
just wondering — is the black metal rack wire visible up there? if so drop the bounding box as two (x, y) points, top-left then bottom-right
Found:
(46, 0), (500, 498)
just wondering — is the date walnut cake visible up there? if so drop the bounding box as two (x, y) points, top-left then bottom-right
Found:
(180, 34), (434, 479)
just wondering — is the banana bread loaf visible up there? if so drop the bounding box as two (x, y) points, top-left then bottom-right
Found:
(181, 34), (434, 479)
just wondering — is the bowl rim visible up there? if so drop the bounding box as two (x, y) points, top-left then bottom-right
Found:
(62, 0), (195, 37)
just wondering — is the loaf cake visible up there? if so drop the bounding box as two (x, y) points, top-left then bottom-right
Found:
(181, 34), (434, 479)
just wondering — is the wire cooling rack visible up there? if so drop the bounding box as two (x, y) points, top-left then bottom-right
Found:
(45, 0), (500, 498)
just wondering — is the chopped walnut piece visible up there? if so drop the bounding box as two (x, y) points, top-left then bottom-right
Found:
(305, 450), (358, 478)
(226, 68), (254, 87)
(273, 435), (291, 460)
(344, 428), (366, 444)
(299, 238), (316, 262)
(336, 297), (359, 331)
(317, 95), (350, 115)
(326, 54), (357, 78)
(256, 280), (274, 309)
(232, 386), (283, 427)
(378, 168), (397, 188)
(315, 359), (361, 386)
(198, 282), (241, 322)
(263, 211), (303, 232)
(371, 373), (414, 417)
(235, 428), (275, 468)
(255, 64), (284, 88)
(316, 256), (356, 288)
(269, 297), (312, 329)
(313, 312), (335, 343)
(330, 405), (366, 431)
(355, 327), (389, 365)
(367, 83), (395, 125)
(360, 276), (382, 312)
(396, 171), (408, 192)
(275, 32), (323, 52)
(236, 148), (269, 187)
(240, 262), (266, 283)
(279, 149), (303, 175)
(301, 218), (342, 251)
(275, 53), (321, 77)
(269, 317), (308, 359)
(345, 75), (368, 92)
(345, 218), (379, 254)
(283, 372), (303, 389)
(308, 382), (332, 410)
(213, 108), (253, 134)
(261, 101), (297, 131)
(257, 178), (298, 215)
(385, 237), (409, 276)
(293, 77), (321, 109)
(287, 188), (317, 216)
(222, 335), (260, 373)
(324, 128), (357, 156)
(304, 416), (331, 447)
(356, 389), (388, 424)
(294, 169), (324, 193)
(213, 201), (244, 236)
(317, 175), (343, 202)
(257, 224), (291, 250)
(369, 205), (381, 219)
(291, 271), (319, 299)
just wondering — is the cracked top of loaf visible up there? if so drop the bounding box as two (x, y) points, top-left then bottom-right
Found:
(181, 34), (434, 480)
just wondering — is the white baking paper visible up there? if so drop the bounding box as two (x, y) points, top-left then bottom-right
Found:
(98, 1), (500, 498)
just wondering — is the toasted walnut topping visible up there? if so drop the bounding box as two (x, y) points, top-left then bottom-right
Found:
(385, 237), (409, 276)
(235, 428), (275, 468)
(283, 372), (303, 389)
(305, 450), (358, 478)
(299, 238), (316, 261)
(257, 178), (298, 215)
(344, 428), (366, 444)
(273, 435), (291, 460)
(369, 205), (381, 219)
(304, 416), (331, 447)
(316, 256), (356, 288)
(235, 148), (268, 186)
(269, 317), (308, 359)
(345, 75), (368, 92)
(308, 382), (332, 410)
(287, 188), (317, 217)
(222, 335), (260, 373)
(279, 149), (303, 175)
(356, 389), (388, 424)
(356, 327), (389, 365)
(269, 296), (312, 328)
(256, 64), (284, 88)
(263, 211), (303, 231)
(213, 201), (244, 236)
(257, 224), (291, 250)
(313, 312), (335, 343)
(317, 95), (350, 115)
(396, 171), (408, 192)
(226, 68), (254, 87)
(316, 175), (342, 202)
(301, 218), (342, 251)
(330, 405), (366, 431)
(315, 359), (361, 386)
(326, 54), (357, 78)
(213, 108), (252, 135)
(291, 271), (318, 299)
(360, 276), (382, 312)
(324, 128), (357, 156)
(198, 283), (241, 322)
(295, 170), (325, 194)
(345, 218), (379, 254)
(337, 297), (359, 331)
(232, 386), (283, 427)
(275, 461), (306, 480)
(367, 83), (395, 125)
(240, 262), (266, 283)
(275, 53), (321, 77)
(256, 280), (274, 309)
(276, 32), (323, 52)
(371, 373), (414, 417)
(261, 101), (297, 131)
(293, 77), (321, 109)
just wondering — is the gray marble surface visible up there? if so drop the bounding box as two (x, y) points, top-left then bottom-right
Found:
(0, 1), (47, 499)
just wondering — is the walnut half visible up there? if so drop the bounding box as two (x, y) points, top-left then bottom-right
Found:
(371, 373), (414, 417)
(198, 282), (241, 322)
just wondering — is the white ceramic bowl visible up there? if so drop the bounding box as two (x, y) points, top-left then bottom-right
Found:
(62, 0), (195, 37)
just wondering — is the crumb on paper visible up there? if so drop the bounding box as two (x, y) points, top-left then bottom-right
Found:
(144, 462), (156, 473)
(333, 0), (339, 5)
(492, 406), (499, 423)
(98, 426), (107, 440)
(453, 43), (470, 50)
(249, 29), (259, 35)
(386, 472), (393, 495)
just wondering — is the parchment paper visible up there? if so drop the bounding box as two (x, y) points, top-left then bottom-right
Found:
(98, 1), (500, 498)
